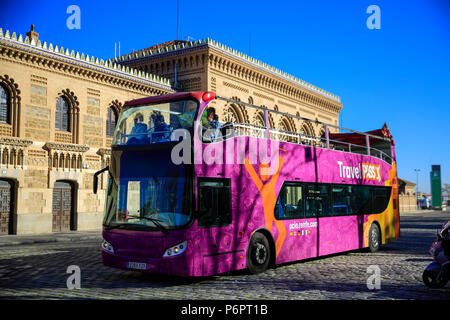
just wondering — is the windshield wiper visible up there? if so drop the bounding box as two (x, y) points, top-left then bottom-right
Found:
(127, 215), (169, 235)
(104, 223), (147, 231)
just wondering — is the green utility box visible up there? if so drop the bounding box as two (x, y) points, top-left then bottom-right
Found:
(430, 165), (442, 210)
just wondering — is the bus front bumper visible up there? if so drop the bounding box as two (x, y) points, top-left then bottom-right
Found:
(101, 249), (199, 276)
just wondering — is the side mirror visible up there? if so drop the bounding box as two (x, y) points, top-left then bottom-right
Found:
(93, 166), (109, 194)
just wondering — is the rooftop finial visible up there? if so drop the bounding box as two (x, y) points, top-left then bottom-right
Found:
(26, 24), (39, 41)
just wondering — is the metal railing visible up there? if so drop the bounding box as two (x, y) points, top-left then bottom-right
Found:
(215, 122), (393, 165)
(214, 95), (394, 165)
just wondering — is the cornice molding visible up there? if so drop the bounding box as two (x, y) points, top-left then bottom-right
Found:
(0, 28), (174, 94)
(114, 38), (341, 104)
(97, 148), (111, 157)
(0, 136), (33, 147)
(208, 50), (342, 112)
(209, 68), (342, 116)
(0, 48), (171, 97)
(44, 142), (89, 153)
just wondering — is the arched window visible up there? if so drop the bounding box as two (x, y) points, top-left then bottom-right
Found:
(0, 84), (9, 124)
(106, 107), (117, 137)
(254, 111), (266, 127)
(55, 96), (70, 131)
(301, 123), (314, 137)
(278, 118), (293, 142)
(223, 105), (241, 123)
(249, 111), (266, 138)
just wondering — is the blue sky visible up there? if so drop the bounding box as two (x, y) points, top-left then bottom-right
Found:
(1, 0), (449, 193)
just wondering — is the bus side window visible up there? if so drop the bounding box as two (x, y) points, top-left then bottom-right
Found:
(372, 187), (391, 213)
(198, 178), (231, 228)
(305, 185), (316, 218)
(332, 185), (350, 216)
(305, 184), (330, 217)
(275, 183), (304, 220)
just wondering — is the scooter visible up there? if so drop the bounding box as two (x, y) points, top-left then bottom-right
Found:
(422, 220), (450, 288)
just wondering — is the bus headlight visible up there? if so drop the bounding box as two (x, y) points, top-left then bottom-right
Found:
(163, 241), (187, 257)
(102, 240), (114, 254)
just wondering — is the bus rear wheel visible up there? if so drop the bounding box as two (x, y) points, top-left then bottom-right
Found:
(368, 223), (381, 252)
(247, 232), (270, 274)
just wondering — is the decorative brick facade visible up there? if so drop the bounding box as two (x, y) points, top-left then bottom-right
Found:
(0, 26), (173, 234)
(0, 26), (344, 234)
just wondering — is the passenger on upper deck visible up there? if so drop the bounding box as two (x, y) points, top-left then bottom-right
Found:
(127, 113), (148, 144)
(201, 107), (216, 129)
(149, 112), (171, 142)
(201, 107), (221, 142)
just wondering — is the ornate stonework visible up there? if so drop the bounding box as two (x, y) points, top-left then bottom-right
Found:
(0, 26), (174, 234)
(118, 38), (343, 137)
(0, 25), (343, 234)
(0, 74), (21, 137)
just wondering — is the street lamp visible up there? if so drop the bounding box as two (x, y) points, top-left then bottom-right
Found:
(414, 169), (420, 209)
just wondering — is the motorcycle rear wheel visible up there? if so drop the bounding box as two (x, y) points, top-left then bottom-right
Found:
(422, 270), (448, 289)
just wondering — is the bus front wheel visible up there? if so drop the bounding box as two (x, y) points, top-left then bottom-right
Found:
(247, 232), (270, 274)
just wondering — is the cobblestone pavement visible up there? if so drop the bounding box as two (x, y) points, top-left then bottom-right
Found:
(0, 211), (449, 300)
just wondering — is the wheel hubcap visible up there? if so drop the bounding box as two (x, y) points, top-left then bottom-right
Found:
(254, 243), (267, 265)
(371, 228), (379, 248)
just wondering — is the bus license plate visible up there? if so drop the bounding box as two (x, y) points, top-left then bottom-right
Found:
(127, 262), (147, 270)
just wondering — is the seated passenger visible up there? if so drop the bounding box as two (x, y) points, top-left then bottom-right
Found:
(127, 113), (148, 144)
(150, 113), (171, 142)
(211, 114), (221, 129)
(201, 107), (215, 129)
(201, 108), (221, 142)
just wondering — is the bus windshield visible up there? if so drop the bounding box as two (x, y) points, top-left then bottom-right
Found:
(103, 176), (192, 231)
(113, 99), (198, 145)
(103, 149), (193, 231)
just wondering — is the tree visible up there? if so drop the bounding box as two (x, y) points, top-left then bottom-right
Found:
(442, 183), (450, 195)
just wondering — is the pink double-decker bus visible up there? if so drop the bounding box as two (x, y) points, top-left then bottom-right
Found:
(95, 91), (399, 276)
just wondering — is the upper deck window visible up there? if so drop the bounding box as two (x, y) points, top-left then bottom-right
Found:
(113, 99), (198, 145)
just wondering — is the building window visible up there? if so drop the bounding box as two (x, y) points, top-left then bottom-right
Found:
(106, 107), (117, 137)
(223, 105), (240, 123)
(0, 85), (9, 124)
(55, 96), (70, 131)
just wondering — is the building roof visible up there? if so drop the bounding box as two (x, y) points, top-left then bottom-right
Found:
(133, 40), (189, 55)
(0, 27), (174, 90)
(324, 123), (394, 144)
(398, 178), (416, 186)
(114, 38), (341, 103)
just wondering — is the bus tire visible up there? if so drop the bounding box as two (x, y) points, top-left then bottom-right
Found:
(247, 232), (270, 274)
(368, 223), (381, 253)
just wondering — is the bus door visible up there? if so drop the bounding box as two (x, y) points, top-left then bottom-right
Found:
(196, 177), (236, 273)
(304, 184), (329, 258)
(276, 183), (319, 261)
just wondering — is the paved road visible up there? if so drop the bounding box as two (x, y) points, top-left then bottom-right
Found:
(0, 211), (449, 300)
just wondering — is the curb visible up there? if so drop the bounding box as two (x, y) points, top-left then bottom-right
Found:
(400, 210), (447, 214)
(0, 233), (102, 248)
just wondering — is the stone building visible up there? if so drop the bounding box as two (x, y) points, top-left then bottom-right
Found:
(398, 178), (417, 212)
(116, 39), (343, 137)
(0, 26), (173, 234)
(0, 26), (343, 234)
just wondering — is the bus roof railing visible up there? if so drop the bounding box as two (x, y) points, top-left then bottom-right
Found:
(215, 95), (393, 143)
(218, 121), (393, 165)
(215, 95), (394, 164)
